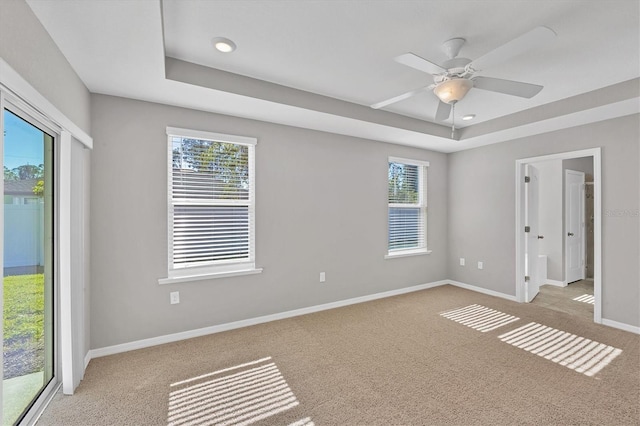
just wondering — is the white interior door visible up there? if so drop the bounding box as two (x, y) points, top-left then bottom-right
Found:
(525, 164), (541, 302)
(565, 169), (586, 284)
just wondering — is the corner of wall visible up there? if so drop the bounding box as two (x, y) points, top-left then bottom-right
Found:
(0, 0), (92, 133)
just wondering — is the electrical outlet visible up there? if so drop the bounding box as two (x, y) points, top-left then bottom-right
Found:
(477, 261), (484, 270)
(170, 291), (180, 304)
(460, 258), (465, 266)
(319, 272), (326, 282)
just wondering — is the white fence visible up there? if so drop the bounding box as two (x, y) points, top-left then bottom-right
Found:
(4, 203), (44, 268)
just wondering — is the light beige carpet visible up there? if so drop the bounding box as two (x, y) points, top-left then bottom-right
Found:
(533, 280), (594, 320)
(37, 285), (639, 425)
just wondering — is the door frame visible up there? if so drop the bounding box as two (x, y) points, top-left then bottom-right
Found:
(515, 148), (602, 323)
(1, 58), (92, 420)
(524, 164), (541, 302)
(1, 93), (62, 425)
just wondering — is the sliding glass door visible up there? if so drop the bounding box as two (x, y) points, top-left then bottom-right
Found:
(2, 107), (55, 425)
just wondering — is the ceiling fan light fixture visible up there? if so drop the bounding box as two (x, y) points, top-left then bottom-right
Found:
(212, 37), (236, 53)
(433, 78), (473, 104)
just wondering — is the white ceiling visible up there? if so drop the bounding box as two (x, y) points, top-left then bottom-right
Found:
(26, 0), (640, 153)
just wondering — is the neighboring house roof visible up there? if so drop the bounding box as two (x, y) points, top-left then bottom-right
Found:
(4, 179), (41, 196)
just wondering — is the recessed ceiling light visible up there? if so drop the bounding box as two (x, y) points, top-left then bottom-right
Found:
(462, 114), (476, 121)
(212, 37), (236, 53)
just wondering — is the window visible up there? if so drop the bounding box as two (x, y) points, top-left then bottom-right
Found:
(2, 106), (56, 425)
(387, 157), (429, 257)
(166, 127), (257, 280)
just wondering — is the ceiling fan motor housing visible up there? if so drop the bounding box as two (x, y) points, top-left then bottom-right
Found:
(442, 37), (465, 59)
(441, 57), (473, 75)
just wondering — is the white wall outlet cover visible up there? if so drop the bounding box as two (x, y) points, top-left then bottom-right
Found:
(170, 291), (180, 304)
(460, 258), (465, 266)
(319, 272), (326, 282)
(477, 262), (484, 270)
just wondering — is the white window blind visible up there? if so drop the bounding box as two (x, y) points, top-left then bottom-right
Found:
(388, 157), (428, 255)
(167, 127), (256, 277)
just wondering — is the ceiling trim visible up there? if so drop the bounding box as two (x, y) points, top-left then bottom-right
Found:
(165, 57), (453, 139)
(458, 97), (639, 151)
(461, 78), (640, 139)
(164, 56), (638, 153)
(165, 57), (640, 153)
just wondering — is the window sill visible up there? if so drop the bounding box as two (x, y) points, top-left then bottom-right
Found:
(385, 249), (432, 260)
(158, 268), (263, 285)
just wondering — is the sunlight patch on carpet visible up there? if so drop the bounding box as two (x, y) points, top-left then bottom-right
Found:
(498, 322), (622, 377)
(288, 417), (314, 426)
(167, 356), (305, 426)
(573, 294), (595, 305)
(440, 304), (520, 332)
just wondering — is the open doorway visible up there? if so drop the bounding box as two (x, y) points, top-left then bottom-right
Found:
(515, 148), (602, 324)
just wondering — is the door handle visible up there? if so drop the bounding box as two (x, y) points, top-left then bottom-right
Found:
(568, 232), (574, 237)
(537, 235), (544, 239)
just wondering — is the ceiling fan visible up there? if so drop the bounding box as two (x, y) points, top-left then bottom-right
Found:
(371, 26), (556, 129)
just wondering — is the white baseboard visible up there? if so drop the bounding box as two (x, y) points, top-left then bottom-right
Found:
(89, 278), (637, 359)
(601, 318), (640, 335)
(447, 280), (518, 302)
(90, 279), (449, 359)
(84, 351), (92, 369)
(544, 279), (567, 287)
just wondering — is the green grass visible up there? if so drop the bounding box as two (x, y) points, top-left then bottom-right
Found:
(3, 274), (44, 344)
(3, 274), (46, 423)
(3, 273), (44, 354)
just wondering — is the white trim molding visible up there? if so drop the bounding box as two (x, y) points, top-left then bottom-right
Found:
(88, 278), (638, 360)
(166, 126), (257, 146)
(59, 130), (74, 395)
(0, 58), (92, 148)
(90, 280), (449, 358)
(84, 351), (92, 370)
(601, 319), (640, 335)
(158, 268), (263, 285)
(515, 148), (602, 324)
(1, 58), (94, 400)
(448, 280), (519, 302)
(388, 156), (430, 167)
(544, 279), (567, 287)
(384, 249), (432, 259)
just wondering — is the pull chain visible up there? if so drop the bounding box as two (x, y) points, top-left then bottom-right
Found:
(451, 102), (456, 139)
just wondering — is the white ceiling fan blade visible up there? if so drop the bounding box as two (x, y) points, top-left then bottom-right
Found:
(394, 53), (446, 75)
(472, 76), (543, 98)
(435, 100), (452, 121)
(469, 26), (556, 71)
(370, 85), (432, 109)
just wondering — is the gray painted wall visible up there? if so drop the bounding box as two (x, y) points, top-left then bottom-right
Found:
(448, 114), (640, 327)
(0, 0), (91, 134)
(89, 94), (448, 349)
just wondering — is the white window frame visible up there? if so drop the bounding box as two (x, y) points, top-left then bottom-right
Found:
(160, 127), (261, 284)
(385, 156), (430, 259)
